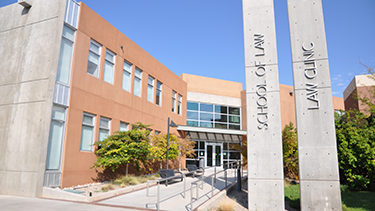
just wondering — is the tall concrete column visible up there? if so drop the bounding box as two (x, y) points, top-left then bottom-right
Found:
(0, 0), (67, 197)
(286, 0), (342, 210)
(243, 0), (285, 210)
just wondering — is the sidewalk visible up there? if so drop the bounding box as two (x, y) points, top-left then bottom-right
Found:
(0, 167), (244, 211)
(98, 167), (240, 211)
(0, 195), (140, 211)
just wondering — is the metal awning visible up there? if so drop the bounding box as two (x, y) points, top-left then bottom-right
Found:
(177, 125), (247, 143)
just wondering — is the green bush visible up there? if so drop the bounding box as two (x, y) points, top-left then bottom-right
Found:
(335, 110), (375, 191)
(92, 122), (153, 172)
(282, 122), (299, 180)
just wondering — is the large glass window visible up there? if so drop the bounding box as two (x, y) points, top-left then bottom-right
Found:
(99, 117), (111, 142)
(87, 40), (101, 77)
(187, 102), (198, 111)
(80, 113), (95, 151)
(56, 25), (75, 85)
(122, 60), (132, 92)
(178, 94), (182, 115)
(134, 67), (142, 97)
(172, 91), (176, 113)
(46, 106), (66, 170)
(147, 76), (154, 103)
(156, 81), (162, 106)
(186, 102), (241, 130)
(103, 49), (115, 84)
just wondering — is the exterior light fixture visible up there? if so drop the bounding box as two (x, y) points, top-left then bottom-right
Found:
(166, 117), (178, 169)
(18, 0), (32, 8)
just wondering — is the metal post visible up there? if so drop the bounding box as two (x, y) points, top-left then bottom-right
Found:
(147, 181), (149, 196)
(225, 170), (227, 187)
(166, 117), (170, 169)
(211, 176), (214, 198)
(237, 168), (241, 191)
(214, 166), (216, 183)
(183, 174), (186, 198)
(190, 184), (194, 211)
(157, 182), (160, 211)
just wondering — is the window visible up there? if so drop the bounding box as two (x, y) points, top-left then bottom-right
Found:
(178, 94), (182, 115)
(172, 91), (176, 113)
(122, 60), (132, 92)
(46, 106), (66, 170)
(103, 49), (115, 84)
(80, 113), (95, 151)
(134, 67), (142, 97)
(99, 117), (111, 142)
(156, 81), (162, 106)
(186, 102), (241, 130)
(119, 121), (129, 131)
(155, 130), (161, 135)
(147, 76), (154, 103)
(56, 25), (75, 85)
(87, 40), (101, 77)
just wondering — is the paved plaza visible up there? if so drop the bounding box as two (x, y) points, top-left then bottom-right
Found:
(0, 168), (245, 211)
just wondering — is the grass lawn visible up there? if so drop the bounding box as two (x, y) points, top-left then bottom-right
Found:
(284, 183), (375, 211)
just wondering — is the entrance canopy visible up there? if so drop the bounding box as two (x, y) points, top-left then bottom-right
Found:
(176, 125), (247, 143)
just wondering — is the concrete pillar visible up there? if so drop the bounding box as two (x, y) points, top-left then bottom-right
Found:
(0, 0), (67, 197)
(242, 0), (285, 210)
(286, 0), (342, 210)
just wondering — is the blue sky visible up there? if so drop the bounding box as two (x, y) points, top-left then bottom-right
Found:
(1, 0), (374, 98)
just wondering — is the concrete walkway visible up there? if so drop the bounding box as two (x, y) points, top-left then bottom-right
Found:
(98, 167), (241, 211)
(0, 194), (140, 211)
(0, 167), (245, 211)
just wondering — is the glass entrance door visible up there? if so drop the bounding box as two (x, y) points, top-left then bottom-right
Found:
(206, 143), (222, 167)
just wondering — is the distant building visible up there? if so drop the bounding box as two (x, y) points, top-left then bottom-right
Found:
(344, 75), (375, 112)
(0, 0), (345, 197)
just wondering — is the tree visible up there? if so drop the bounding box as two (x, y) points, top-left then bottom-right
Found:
(150, 134), (180, 169)
(335, 63), (375, 191)
(92, 122), (152, 175)
(232, 141), (247, 167)
(176, 137), (196, 170)
(282, 122), (299, 180)
(335, 109), (375, 191)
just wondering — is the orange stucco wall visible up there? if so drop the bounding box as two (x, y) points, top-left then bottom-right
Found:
(60, 3), (187, 188)
(180, 73), (243, 98)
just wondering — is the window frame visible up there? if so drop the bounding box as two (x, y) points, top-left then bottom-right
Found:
(98, 116), (111, 142)
(87, 39), (101, 78)
(56, 24), (75, 85)
(156, 81), (162, 106)
(80, 112), (96, 151)
(172, 91), (176, 113)
(46, 105), (67, 170)
(103, 49), (115, 84)
(119, 121), (129, 132)
(122, 60), (132, 92)
(178, 94), (182, 115)
(134, 67), (142, 97)
(147, 75), (155, 103)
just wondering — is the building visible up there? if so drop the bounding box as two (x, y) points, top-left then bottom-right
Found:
(343, 75), (375, 112)
(0, 0), (345, 197)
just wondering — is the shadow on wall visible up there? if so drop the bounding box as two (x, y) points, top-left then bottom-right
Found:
(91, 159), (180, 182)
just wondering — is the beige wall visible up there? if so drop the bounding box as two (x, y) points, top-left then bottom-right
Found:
(60, 3), (187, 187)
(180, 73), (243, 98)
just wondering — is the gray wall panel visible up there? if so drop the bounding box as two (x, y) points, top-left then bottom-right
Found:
(287, 0), (342, 210)
(243, 0), (284, 209)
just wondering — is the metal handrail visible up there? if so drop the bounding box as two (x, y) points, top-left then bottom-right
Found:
(146, 168), (204, 211)
(190, 161), (245, 210)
